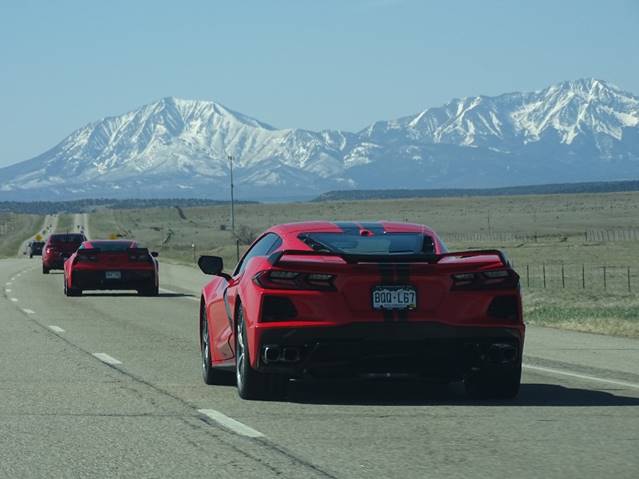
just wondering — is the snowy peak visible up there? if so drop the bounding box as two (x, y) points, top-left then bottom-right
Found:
(1, 79), (638, 200)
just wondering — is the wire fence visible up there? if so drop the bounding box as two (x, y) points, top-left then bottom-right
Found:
(444, 229), (639, 243)
(515, 263), (636, 292)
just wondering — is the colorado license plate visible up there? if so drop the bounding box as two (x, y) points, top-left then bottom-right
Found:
(372, 286), (417, 310)
(105, 271), (121, 280)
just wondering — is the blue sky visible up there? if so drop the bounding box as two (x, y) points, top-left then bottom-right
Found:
(1, 0), (638, 167)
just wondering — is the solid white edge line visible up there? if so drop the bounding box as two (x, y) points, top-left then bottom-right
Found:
(198, 409), (265, 438)
(21, 308), (35, 314)
(93, 353), (123, 365)
(523, 363), (639, 390)
(10, 297), (18, 302)
(49, 325), (65, 333)
(159, 287), (200, 301)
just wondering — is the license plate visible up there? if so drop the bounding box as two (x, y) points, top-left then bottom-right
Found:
(105, 271), (121, 280)
(372, 286), (417, 310)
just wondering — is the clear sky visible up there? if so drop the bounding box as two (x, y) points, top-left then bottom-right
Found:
(1, 0), (638, 167)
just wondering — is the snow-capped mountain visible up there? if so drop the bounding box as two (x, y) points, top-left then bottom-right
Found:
(1, 78), (638, 200)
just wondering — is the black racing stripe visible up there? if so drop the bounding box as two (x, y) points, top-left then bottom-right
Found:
(395, 264), (410, 322)
(334, 221), (360, 235)
(358, 222), (386, 235)
(379, 264), (395, 322)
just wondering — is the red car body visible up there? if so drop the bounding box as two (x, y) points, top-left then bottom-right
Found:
(198, 221), (525, 400)
(42, 233), (86, 273)
(63, 240), (159, 296)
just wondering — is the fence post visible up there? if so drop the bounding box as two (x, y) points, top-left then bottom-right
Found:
(582, 264), (585, 289)
(561, 264), (565, 288)
(526, 264), (530, 287)
(603, 266), (607, 290)
(236, 239), (240, 262)
(543, 264), (546, 289)
(628, 267), (631, 292)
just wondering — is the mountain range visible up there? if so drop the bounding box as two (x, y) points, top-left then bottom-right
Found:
(1, 78), (638, 200)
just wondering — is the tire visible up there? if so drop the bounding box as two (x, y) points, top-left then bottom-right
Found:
(64, 277), (82, 297)
(42, 265), (49, 274)
(235, 305), (286, 400)
(464, 365), (521, 399)
(200, 308), (224, 385)
(138, 280), (159, 296)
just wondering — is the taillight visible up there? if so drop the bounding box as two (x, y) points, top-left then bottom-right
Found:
(77, 254), (98, 263)
(253, 270), (336, 291)
(46, 247), (53, 254)
(451, 270), (519, 290)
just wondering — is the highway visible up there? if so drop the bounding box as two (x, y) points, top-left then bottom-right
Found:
(16, 214), (58, 257)
(1, 255), (638, 478)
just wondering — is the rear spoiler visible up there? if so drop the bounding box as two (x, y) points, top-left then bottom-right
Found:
(77, 248), (150, 256)
(268, 249), (510, 267)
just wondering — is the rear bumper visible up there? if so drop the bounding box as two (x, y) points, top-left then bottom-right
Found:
(254, 322), (523, 380)
(72, 269), (155, 290)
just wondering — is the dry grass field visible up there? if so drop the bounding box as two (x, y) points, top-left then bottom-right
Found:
(87, 191), (639, 337)
(0, 213), (44, 258)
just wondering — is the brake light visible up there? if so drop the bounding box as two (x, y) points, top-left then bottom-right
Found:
(253, 270), (336, 291)
(77, 254), (98, 263)
(451, 270), (519, 290)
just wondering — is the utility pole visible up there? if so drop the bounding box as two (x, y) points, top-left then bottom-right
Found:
(228, 154), (235, 234)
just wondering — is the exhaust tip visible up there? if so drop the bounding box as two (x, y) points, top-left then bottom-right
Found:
(263, 345), (281, 364)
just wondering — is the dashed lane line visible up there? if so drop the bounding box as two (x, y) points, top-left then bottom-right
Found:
(523, 363), (639, 390)
(5, 289), (11, 293)
(198, 409), (265, 438)
(48, 326), (65, 333)
(92, 353), (123, 365)
(21, 308), (35, 314)
(10, 298), (18, 302)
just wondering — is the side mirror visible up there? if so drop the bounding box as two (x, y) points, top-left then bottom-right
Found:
(198, 255), (225, 276)
(151, 251), (159, 258)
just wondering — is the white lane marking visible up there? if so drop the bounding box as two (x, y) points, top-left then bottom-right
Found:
(5, 282), (11, 286)
(198, 409), (265, 438)
(159, 287), (200, 301)
(5, 289), (11, 293)
(523, 363), (639, 390)
(21, 308), (35, 314)
(10, 297), (18, 302)
(49, 326), (65, 333)
(93, 353), (123, 365)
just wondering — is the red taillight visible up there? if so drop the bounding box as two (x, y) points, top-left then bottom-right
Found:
(46, 247), (53, 254)
(451, 270), (519, 290)
(253, 270), (336, 291)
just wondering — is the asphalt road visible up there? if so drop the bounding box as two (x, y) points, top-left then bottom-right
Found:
(1, 257), (638, 478)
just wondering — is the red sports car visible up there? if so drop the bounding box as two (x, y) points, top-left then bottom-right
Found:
(198, 221), (524, 400)
(42, 233), (87, 273)
(63, 240), (159, 296)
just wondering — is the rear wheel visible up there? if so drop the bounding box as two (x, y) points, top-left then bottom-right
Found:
(138, 280), (159, 296)
(235, 305), (286, 400)
(42, 265), (49, 274)
(200, 308), (225, 385)
(464, 365), (521, 399)
(64, 277), (82, 297)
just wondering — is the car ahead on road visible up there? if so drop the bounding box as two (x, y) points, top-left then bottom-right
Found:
(42, 233), (87, 273)
(27, 241), (45, 258)
(197, 221), (524, 400)
(63, 239), (159, 296)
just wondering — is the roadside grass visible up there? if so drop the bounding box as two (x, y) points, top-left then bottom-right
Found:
(87, 191), (639, 337)
(523, 289), (639, 338)
(0, 213), (44, 258)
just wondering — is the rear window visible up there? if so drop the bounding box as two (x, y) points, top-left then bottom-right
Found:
(300, 232), (436, 255)
(49, 234), (85, 244)
(86, 241), (136, 252)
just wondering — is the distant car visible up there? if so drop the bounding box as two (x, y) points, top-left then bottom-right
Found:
(197, 221), (525, 400)
(42, 233), (87, 273)
(63, 239), (159, 296)
(28, 241), (45, 258)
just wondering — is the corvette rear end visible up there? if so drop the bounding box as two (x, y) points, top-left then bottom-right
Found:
(199, 221), (524, 400)
(251, 249), (523, 396)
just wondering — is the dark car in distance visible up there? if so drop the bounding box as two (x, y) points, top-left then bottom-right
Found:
(28, 241), (45, 258)
(42, 233), (87, 274)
